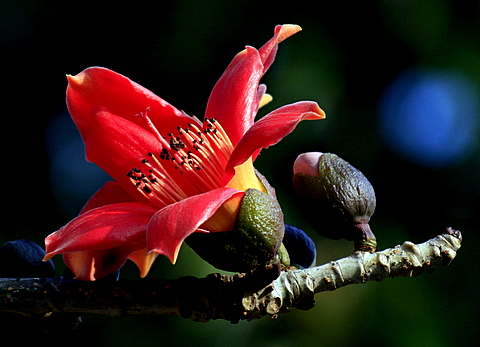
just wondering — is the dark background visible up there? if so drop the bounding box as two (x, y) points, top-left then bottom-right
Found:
(1, 1), (479, 346)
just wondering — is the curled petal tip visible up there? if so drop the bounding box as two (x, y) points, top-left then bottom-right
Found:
(66, 72), (90, 91)
(66, 74), (76, 87)
(287, 101), (326, 120)
(275, 24), (302, 43)
(309, 102), (326, 119)
(66, 72), (81, 83)
(42, 254), (53, 262)
(128, 249), (159, 278)
(67, 67), (105, 87)
(43, 242), (56, 262)
(167, 249), (179, 264)
(148, 246), (179, 265)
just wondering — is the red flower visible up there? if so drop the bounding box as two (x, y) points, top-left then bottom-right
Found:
(44, 25), (325, 280)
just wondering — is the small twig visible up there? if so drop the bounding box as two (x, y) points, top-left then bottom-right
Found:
(0, 228), (462, 323)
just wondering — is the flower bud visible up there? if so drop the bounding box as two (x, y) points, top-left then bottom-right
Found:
(186, 171), (285, 272)
(293, 152), (377, 251)
(282, 225), (316, 268)
(0, 239), (55, 278)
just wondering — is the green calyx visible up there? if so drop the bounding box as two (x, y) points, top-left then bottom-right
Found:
(231, 188), (285, 268)
(186, 171), (286, 272)
(293, 153), (377, 250)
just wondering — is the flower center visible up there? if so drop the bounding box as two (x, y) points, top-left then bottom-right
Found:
(127, 108), (235, 208)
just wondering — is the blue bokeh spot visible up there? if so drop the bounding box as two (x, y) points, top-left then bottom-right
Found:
(378, 68), (479, 167)
(45, 112), (111, 216)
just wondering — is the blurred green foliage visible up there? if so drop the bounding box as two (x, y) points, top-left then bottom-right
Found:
(1, 0), (479, 345)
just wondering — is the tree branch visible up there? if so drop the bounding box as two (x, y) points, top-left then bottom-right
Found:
(0, 228), (462, 324)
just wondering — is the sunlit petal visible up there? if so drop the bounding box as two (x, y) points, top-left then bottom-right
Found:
(45, 202), (157, 258)
(147, 187), (242, 263)
(205, 47), (263, 145)
(67, 67), (195, 140)
(63, 243), (144, 281)
(224, 101), (325, 182)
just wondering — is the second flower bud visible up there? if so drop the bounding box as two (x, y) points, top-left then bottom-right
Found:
(293, 152), (377, 252)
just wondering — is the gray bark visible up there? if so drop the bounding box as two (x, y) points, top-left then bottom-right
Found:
(0, 228), (461, 324)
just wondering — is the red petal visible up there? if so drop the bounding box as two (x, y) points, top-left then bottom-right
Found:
(67, 67), (203, 200)
(79, 110), (199, 202)
(259, 24), (302, 72)
(80, 181), (135, 214)
(223, 101), (325, 182)
(80, 110), (165, 201)
(63, 243), (144, 281)
(205, 25), (302, 146)
(127, 249), (159, 278)
(147, 187), (242, 263)
(67, 67), (196, 142)
(205, 46), (263, 145)
(44, 202), (157, 258)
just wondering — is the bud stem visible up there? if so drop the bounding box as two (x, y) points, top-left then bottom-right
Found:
(353, 223), (377, 252)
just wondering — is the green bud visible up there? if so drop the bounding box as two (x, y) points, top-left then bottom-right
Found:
(293, 152), (377, 251)
(186, 172), (286, 272)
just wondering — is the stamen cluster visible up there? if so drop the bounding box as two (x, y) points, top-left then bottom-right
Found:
(127, 110), (234, 208)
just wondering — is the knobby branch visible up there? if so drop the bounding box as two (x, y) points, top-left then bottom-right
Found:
(0, 228), (462, 324)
